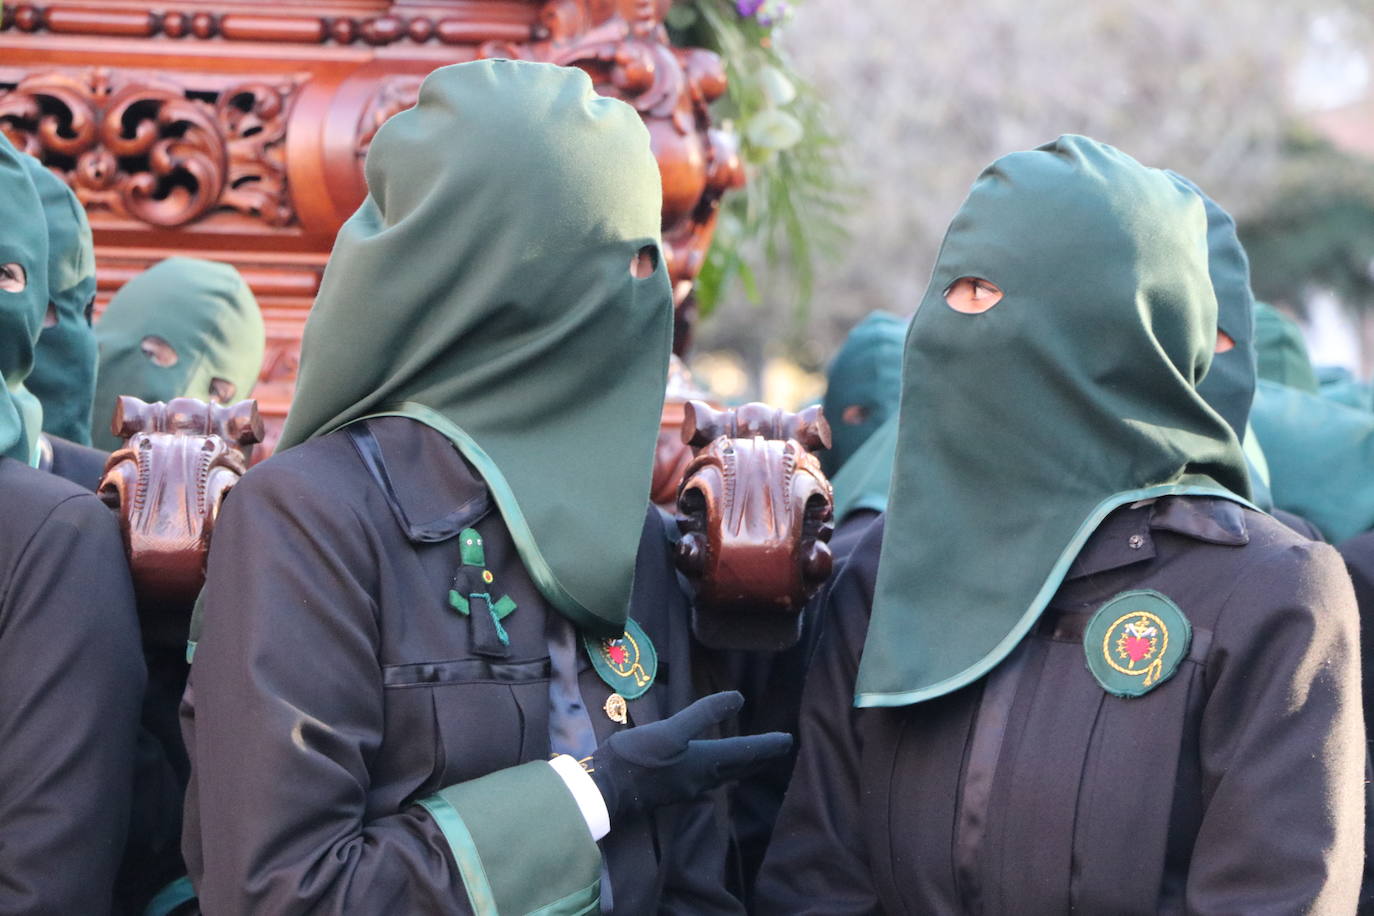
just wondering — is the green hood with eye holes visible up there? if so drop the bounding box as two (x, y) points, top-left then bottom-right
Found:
(275, 60), (673, 637)
(821, 311), (907, 477)
(92, 257), (264, 451)
(855, 136), (1251, 708)
(0, 134), (50, 465)
(21, 155), (98, 445)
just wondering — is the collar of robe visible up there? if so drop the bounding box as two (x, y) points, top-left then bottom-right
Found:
(274, 61), (672, 638)
(855, 136), (1252, 709)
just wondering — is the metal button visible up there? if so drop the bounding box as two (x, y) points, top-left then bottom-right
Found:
(1127, 534), (1145, 550)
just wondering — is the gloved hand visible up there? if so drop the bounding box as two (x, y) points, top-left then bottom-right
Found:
(589, 690), (792, 825)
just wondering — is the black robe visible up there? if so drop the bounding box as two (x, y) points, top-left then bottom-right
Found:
(39, 432), (109, 492)
(182, 417), (740, 914)
(0, 457), (145, 914)
(757, 497), (1364, 914)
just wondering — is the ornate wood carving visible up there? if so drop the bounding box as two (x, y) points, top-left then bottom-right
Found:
(674, 400), (835, 651)
(99, 395), (263, 616)
(0, 67), (297, 228)
(0, 0), (736, 450)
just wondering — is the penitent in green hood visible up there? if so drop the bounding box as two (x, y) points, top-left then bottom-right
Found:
(21, 155), (98, 445)
(855, 136), (1251, 709)
(0, 133), (50, 465)
(820, 311), (907, 477)
(276, 60), (673, 637)
(92, 257), (264, 451)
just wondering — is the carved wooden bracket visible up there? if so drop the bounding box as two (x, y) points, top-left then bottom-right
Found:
(99, 396), (263, 618)
(675, 400), (835, 651)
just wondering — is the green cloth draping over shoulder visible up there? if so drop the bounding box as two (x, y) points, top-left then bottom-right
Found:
(1254, 301), (1318, 394)
(820, 311), (906, 477)
(21, 155), (97, 445)
(276, 60), (672, 637)
(856, 136), (1250, 709)
(1250, 377), (1374, 543)
(92, 257), (263, 451)
(0, 133), (50, 464)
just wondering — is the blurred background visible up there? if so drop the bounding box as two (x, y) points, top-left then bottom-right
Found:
(688, 1), (1374, 407)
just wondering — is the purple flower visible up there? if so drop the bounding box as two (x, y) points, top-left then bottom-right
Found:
(736, 0), (765, 16)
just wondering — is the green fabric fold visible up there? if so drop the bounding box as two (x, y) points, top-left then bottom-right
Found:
(1250, 377), (1374, 543)
(92, 257), (263, 451)
(418, 761), (601, 916)
(856, 135), (1250, 709)
(0, 132), (50, 464)
(21, 155), (98, 445)
(820, 311), (907, 476)
(275, 60), (672, 636)
(1254, 301), (1318, 394)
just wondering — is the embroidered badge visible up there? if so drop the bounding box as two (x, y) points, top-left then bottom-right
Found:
(582, 618), (657, 700)
(1084, 589), (1191, 698)
(448, 528), (517, 647)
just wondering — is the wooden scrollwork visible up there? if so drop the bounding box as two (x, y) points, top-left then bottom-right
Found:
(0, 67), (296, 228)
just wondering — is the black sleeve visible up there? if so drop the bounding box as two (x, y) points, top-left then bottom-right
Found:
(0, 494), (144, 915)
(1189, 539), (1364, 913)
(753, 533), (883, 915)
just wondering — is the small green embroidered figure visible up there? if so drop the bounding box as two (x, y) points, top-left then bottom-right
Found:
(448, 528), (517, 657)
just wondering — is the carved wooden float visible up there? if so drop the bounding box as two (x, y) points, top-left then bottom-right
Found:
(0, 0), (742, 449)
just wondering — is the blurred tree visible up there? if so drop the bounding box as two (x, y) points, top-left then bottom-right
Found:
(697, 0), (1372, 378)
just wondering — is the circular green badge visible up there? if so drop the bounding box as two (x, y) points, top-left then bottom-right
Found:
(1083, 589), (1191, 698)
(583, 617), (657, 700)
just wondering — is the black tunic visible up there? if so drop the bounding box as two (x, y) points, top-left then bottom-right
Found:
(0, 458), (145, 914)
(182, 417), (740, 914)
(757, 497), (1364, 914)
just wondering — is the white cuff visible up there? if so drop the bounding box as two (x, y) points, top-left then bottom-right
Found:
(546, 755), (610, 841)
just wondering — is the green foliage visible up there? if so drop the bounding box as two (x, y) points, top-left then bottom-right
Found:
(668, 1), (853, 318)
(1238, 128), (1374, 313)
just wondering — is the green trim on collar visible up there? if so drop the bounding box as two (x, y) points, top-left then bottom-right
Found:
(419, 760), (602, 915)
(855, 484), (1252, 709)
(1084, 589), (1192, 697)
(355, 404), (607, 635)
(583, 617), (657, 700)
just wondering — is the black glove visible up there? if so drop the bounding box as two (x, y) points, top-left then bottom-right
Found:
(589, 690), (792, 825)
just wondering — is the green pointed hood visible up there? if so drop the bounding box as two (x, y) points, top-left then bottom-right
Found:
(0, 133), (50, 465)
(1254, 301), (1318, 394)
(820, 311), (907, 476)
(92, 257), (264, 450)
(21, 156), (98, 445)
(1170, 174), (1258, 441)
(856, 136), (1251, 708)
(276, 60), (672, 637)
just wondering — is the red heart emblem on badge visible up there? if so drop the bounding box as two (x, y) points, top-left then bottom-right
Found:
(1122, 635), (1153, 663)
